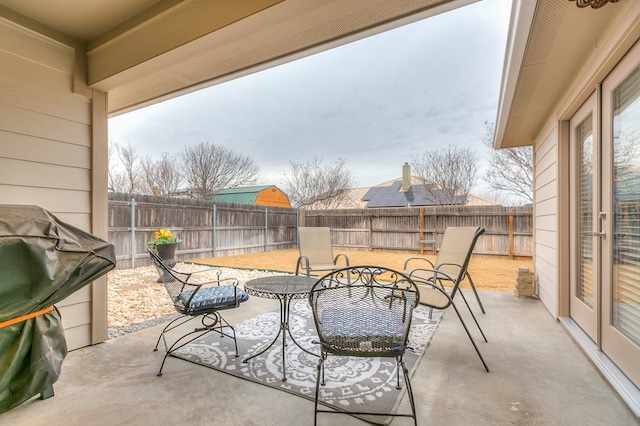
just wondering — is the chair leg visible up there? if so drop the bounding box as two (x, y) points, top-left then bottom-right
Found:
(153, 315), (194, 352)
(314, 352), (419, 423)
(314, 353), (325, 426)
(156, 312), (238, 376)
(202, 313), (239, 356)
(400, 358), (418, 426)
(465, 272), (486, 314)
(457, 291), (488, 343)
(449, 301), (490, 372)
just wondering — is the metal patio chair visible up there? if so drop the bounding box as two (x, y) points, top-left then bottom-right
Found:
(404, 226), (486, 314)
(405, 227), (490, 372)
(148, 249), (249, 376)
(309, 266), (420, 425)
(295, 227), (349, 276)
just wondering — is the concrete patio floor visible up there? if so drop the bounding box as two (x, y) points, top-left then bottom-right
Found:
(1, 291), (638, 426)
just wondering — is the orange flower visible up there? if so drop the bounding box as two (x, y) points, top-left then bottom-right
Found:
(147, 227), (182, 249)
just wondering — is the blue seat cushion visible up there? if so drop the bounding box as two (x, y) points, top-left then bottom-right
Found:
(319, 307), (408, 352)
(178, 285), (249, 310)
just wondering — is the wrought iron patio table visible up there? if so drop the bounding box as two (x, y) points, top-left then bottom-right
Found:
(242, 274), (319, 381)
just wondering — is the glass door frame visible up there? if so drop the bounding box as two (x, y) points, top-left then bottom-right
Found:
(569, 91), (601, 343)
(600, 43), (640, 387)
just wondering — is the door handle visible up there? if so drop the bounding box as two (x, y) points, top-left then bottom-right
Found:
(593, 211), (606, 239)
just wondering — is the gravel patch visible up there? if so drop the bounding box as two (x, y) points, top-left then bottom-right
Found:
(107, 263), (289, 339)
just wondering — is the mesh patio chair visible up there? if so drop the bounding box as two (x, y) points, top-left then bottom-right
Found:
(295, 227), (349, 276)
(309, 266), (420, 425)
(149, 249), (249, 376)
(405, 227), (490, 372)
(404, 226), (486, 314)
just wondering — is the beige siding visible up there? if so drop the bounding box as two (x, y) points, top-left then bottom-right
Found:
(533, 128), (559, 316)
(0, 19), (96, 349)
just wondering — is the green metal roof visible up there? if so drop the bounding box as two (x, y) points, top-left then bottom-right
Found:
(212, 185), (273, 205)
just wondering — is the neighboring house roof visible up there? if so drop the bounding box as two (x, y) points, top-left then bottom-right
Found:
(213, 185), (291, 208)
(306, 176), (500, 209)
(362, 180), (466, 208)
(307, 187), (371, 210)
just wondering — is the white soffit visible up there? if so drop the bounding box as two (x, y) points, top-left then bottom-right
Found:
(495, 0), (622, 149)
(100, 0), (475, 115)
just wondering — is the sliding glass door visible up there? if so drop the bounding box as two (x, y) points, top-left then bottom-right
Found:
(601, 51), (640, 387)
(570, 42), (640, 388)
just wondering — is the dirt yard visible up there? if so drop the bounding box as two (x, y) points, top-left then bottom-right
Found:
(193, 249), (533, 293)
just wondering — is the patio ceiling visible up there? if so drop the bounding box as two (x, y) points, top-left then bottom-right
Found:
(0, 0), (476, 116)
(495, 0), (639, 148)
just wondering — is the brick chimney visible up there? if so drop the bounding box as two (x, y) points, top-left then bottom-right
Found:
(402, 162), (411, 191)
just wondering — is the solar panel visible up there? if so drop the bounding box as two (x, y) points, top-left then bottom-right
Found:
(363, 181), (466, 207)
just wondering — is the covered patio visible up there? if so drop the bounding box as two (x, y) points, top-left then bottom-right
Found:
(1, 290), (636, 425)
(2, 0), (640, 422)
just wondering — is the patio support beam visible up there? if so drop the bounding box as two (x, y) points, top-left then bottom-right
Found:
(87, 0), (284, 88)
(91, 89), (110, 344)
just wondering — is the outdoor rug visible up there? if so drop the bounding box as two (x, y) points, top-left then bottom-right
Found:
(172, 301), (443, 425)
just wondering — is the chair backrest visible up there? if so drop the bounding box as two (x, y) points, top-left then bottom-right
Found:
(298, 227), (335, 265)
(309, 266), (420, 357)
(148, 248), (213, 312)
(436, 227), (484, 295)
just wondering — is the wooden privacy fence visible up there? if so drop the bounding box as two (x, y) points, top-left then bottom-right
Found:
(108, 193), (533, 270)
(108, 193), (299, 269)
(300, 205), (533, 258)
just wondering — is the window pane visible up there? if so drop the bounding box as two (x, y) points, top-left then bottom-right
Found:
(612, 65), (640, 347)
(578, 114), (594, 307)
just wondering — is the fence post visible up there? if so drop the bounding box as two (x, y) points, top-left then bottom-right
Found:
(508, 207), (514, 260)
(264, 207), (268, 252)
(419, 207), (425, 255)
(212, 204), (217, 257)
(130, 198), (136, 269)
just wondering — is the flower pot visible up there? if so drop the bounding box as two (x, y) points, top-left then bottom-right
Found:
(155, 242), (179, 268)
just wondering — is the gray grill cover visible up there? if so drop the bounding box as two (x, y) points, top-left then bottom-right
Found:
(0, 205), (116, 413)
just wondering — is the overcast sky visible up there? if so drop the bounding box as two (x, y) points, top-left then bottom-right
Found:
(108, 0), (512, 190)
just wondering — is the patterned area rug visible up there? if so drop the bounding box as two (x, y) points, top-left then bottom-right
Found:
(173, 301), (442, 425)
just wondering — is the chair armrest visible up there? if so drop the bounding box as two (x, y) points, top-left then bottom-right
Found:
(186, 277), (239, 289)
(296, 255), (311, 276)
(408, 268), (455, 286)
(434, 262), (464, 282)
(407, 268), (457, 307)
(403, 257), (435, 270)
(181, 265), (222, 283)
(334, 253), (349, 267)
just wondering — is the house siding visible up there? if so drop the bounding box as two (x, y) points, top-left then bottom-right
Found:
(0, 18), (100, 350)
(533, 123), (559, 316)
(530, 5), (640, 322)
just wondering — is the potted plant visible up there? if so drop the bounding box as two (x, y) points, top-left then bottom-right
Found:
(147, 228), (182, 267)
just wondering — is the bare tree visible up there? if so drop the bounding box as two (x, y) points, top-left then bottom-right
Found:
(107, 144), (121, 192)
(283, 157), (355, 209)
(108, 142), (141, 193)
(179, 141), (260, 199)
(482, 121), (533, 204)
(412, 145), (479, 205)
(477, 189), (511, 206)
(140, 152), (183, 195)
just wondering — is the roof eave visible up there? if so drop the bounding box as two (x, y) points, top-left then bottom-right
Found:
(493, 0), (537, 150)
